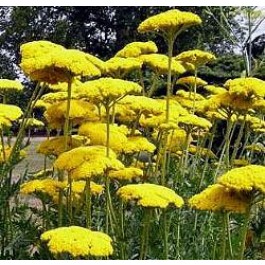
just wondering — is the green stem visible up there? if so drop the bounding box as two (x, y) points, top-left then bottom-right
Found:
(214, 117), (233, 181)
(85, 178), (92, 228)
(230, 116), (246, 164)
(166, 37), (174, 123)
(225, 212), (233, 259)
(162, 210), (169, 259)
(140, 208), (152, 260)
(192, 69), (198, 114)
(238, 206), (251, 260)
(220, 212), (227, 260)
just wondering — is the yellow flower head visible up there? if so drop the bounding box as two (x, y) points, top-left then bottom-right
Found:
(34, 99), (51, 110)
(109, 167), (144, 181)
(139, 100), (188, 128)
(54, 146), (124, 180)
(48, 78), (83, 92)
(203, 85), (227, 95)
(117, 95), (163, 116)
(41, 226), (113, 257)
(20, 178), (64, 198)
(41, 91), (79, 104)
(218, 165), (265, 194)
(175, 49), (216, 67)
(188, 145), (216, 159)
(189, 184), (249, 213)
(178, 114), (212, 130)
(0, 79), (23, 92)
(105, 57), (142, 78)
(0, 103), (23, 122)
(139, 54), (186, 75)
(225, 77), (265, 99)
(78, 122), (128, 153)
(117, 183), (184, 208)
(20, 40), (101, 84)
(77, 78), (142, 104)
(138, 9), (202, 36)
(37, 136), (85, 156)
(176, 76), (208, 87)
(19, 118), (44, 129)
(115, 41), (158, 58)
(123, 136), (156, 154)
(175, 89), (205, 100)
(44, 100), (97, 129)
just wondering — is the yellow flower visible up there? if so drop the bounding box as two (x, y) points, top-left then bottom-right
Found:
(105, 57), (142, 78)
(37, 136), (85, 156)
(0, 103), (23, 122)
(78, 122), (128, 153)
(175, 90), (205, 100)
(41, 91), (79, 104)
(139, 100), (188, 128)
(19, 118), (44, 129)
(225, 77), (265, 98)
(203, 85), (227, 95)
(20, 40), (101, 84)
(34, 99), (51, 110)
(189, 184), (249, 213)
(178, 114), (212, 130)
(175, 49), (216, 67)
(41, 226), (113, 257)
(116, 41), (158, 58)
(139, 54), (186, 75)
(44, 100), (98, 129)
(123, 136), (156, 154)
(138, 9), (202, 36)
(176, 76), (207, 87)
(20, 178), (64, 198)
(188, 145), (216, 159)
(0, 79), (23, 92)
(117, 95), (163, 116)
(54, 146), (124, 180)
(109, 167), (143, 181)
(70, 180), (104, 195)
(218, 165), (265, 193)
(48, 78), (83, 92)
(117, 183), (184, 208)
(54, 146), (117, 171)
(77, 77), (142, 104)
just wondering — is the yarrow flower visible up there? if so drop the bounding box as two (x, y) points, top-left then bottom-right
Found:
(0, 79), (23, 92)
(224, 77), (265, 98)
(78, 122), (128, 153)
(77, 77), (142, 104)
(175, 49), (216, 67)
(137, 9), (202, 37)
(139, 54), (186, 75)
(40, 226), (113, 257)
(109, 167), (144, 181)
(189, 184), (250, 213)
(218, 165), (265, 194)
(176, 76), (208, 87)
(104, 57), (142, 78)
(115, 41), (158, 58)
(54, 146), (124, 180)
(20, 40), (102, 84)
(123, 136), (156, 154)
(37, 136), (85, 156)
(117, 183), (184, 208)
(44, 100), (98, 129)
